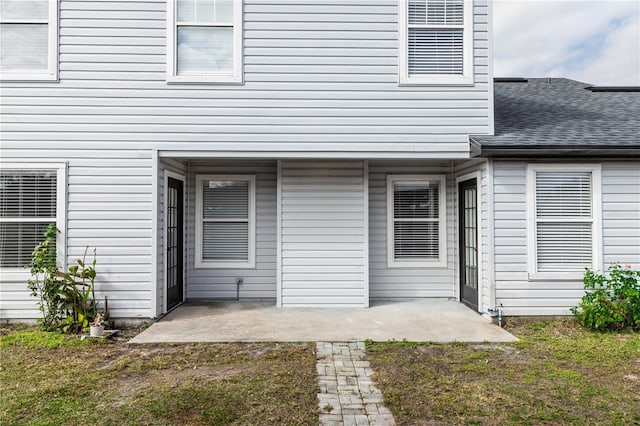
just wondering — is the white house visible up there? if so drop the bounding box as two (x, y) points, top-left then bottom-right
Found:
(1, 1), (638, 321)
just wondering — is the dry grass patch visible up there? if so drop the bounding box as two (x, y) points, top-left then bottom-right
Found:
(0, 326), (317, 425)
(367, 320), (640, 425)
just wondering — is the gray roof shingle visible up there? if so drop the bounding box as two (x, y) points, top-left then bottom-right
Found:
(471, 78), (640, 156)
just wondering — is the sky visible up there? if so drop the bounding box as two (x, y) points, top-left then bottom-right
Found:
(493, 0), (640, 85)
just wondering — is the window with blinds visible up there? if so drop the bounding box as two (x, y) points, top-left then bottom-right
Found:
(0, 0), (57, 80)
(168, 0), (243, 83)
(400, 0), (472, 85)
(0, 170), (57, 268)
(534, 171), (594, 272)
(387, 175), (447, 267)
(195, 175), (255, 268)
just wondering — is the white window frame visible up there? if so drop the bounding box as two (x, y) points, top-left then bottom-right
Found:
(0, 0), (58, 81)
(166, 0), (243, 84)
(0, 162), (67, 279)
(195, 174), (255, 268)
(527, 164), (602, 281)
(398, 0), (474, 86)
(387, 174), (447, 268)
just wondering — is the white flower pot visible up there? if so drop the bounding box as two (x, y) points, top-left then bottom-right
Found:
(90, 325), (104, 337)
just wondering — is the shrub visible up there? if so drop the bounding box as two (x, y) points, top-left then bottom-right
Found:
(571, 263), (640, 331)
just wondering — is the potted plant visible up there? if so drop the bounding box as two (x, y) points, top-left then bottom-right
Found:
(89, 312), (105, 337)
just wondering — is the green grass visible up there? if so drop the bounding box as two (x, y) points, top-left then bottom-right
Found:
(0, 327), (317, 425)
(367, 320), (640, 425)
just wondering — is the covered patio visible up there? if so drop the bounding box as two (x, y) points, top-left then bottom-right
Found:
(129, 299), (517, 343)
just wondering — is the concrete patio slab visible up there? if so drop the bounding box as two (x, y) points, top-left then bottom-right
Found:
(129, 299), (517, 343)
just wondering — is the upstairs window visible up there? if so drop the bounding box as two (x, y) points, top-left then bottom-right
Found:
(399, 0), (473, 85)
(0, 165), (66, 270)
(195, 175), (255, 268)
(167, 0), (243, 83)
(527, 165), (602, 279)
(0, 0), (58, 81)
(387, 175), (447, 267)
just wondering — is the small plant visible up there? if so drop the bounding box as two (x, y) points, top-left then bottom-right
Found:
(59, 248), (98, 334)
(571, 263), (640, 331)
(91, 312), (104, 327)
(27, 224), (65, 331)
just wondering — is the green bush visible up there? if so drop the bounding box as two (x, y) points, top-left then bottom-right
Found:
(571, 263), (640, 331)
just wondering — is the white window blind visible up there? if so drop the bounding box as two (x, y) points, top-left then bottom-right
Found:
(407, 0), (464, 76)
(387, 175), (446, 267)
(168, 0), (242, 83)
(0, 170), (56, 268)
(0, 0), (57, 80)
(535, 171), (593, 272)
(195, 175), (255, 268)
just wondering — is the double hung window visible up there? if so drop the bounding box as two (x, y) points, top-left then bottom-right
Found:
(387, 175), (447, 267)
(0, 0), (58, 81)
(528, 165), (601, 278)
(167, 0), (243, 83)
(195, 175), (255, 268)
(0, 164), (66, 270)
(399, 0), (473, 85)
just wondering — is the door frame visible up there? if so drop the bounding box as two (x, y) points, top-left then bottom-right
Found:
(164, 170), (186, 314)
(455, 171), (482, 312)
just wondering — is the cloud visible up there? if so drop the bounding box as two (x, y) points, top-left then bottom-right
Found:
(494, 0), (640, 85)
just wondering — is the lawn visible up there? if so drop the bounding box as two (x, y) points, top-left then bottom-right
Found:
(0, 327), (318, 426)
(367, 320), (640, 425)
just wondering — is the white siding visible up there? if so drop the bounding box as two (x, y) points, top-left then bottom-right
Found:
(493, 160), (640, 316)
(1, 0), (491, 158)
(368, 161), (456, 300)
(186, 160), (277, 300)
(280, 160), (367, 307)
(0, 151), (154, 320)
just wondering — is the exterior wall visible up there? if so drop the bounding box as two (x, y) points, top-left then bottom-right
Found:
(186, 160), (277, 301)
(1, 0), (491, 159)
(279, 160), (368, 307)
(492, 160), (640, 316)
(0, 151), (154, 319)
(0, 0), (492, 318)
(454, 159), (490, 313)
(368, 161), (457, 300)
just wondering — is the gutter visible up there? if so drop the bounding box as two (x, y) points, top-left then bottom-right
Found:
(468, 138), (640, 158)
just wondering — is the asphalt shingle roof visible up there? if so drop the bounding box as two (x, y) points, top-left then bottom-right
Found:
(471, 78), (640, 156)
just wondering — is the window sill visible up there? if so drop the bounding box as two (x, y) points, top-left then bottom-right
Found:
(195, 260), (255, 269)
(1, 72), (58, 82)
(399, 75), (474, 86)
(388, 259), (447, 268)
(167, 74), (244, 85)
(528, 272), (585, 281)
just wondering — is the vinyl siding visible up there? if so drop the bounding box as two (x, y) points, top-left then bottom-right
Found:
(186, 160), (277, 300)
(0, 151), (154, 320)
(280, 160), (367, 307)
(368, 161), (456, 300)
(493, 160), (640, 316)
(1, 0), (491, 158)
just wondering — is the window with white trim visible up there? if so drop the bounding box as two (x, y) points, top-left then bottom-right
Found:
(0, 0), (58, 81)
(167, 0), (243, 83)
(399, 0), (473, 85)
(195, 175), (255, 268)
(0, 164), (66, 270)
(387, 175), (447, 267)
(528, 165), (601, 277)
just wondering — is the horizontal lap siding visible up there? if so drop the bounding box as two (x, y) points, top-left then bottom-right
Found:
(493, 160), (640, 316)
(186, 161), (277, 300)
(0, 151), (154, 319)
(280, 161), (366, 307)
(0, 0), (490, 157)
(368, 161), (456, 300)
(602, 162), (640, 266)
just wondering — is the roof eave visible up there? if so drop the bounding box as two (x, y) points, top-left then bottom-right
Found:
(469, 139), (640, 158)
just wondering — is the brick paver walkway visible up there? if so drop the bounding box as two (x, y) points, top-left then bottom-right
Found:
(316, 342), (396, 426)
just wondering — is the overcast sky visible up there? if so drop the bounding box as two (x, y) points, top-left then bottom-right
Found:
(493, 0), (640, 85)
